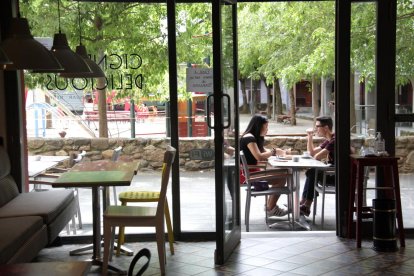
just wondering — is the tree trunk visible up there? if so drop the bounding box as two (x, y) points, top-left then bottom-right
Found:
(97, 77), (108, 138)
(264, 79), (272, 118)
(312, 76), (321, 122)
(289, 86), (296, 125)
(251, 79), (257, 115)
(94, 15), (108, 138)
(240, 79), (249, 114)
(273, 77), (283, 115)
(350, 72), (356, 133)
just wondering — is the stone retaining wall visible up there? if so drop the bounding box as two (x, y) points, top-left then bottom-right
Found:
(27, 136), (414, 173)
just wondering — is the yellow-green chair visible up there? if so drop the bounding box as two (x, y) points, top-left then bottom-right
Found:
(116, 190), (174, 256)
(103, 147), (176, 275)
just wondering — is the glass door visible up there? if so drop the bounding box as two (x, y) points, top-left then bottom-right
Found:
(210, 0), (240, 265)
(394, 0), (414, 229)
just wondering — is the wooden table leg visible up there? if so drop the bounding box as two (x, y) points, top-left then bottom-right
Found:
(392, 161), (405, 247)
(348, 161), (356, 239)
(356, 163), (364, 248)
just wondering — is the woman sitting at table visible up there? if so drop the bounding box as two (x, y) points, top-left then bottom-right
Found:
(300, 116), (335, 217)
(240, 114), (291, 217)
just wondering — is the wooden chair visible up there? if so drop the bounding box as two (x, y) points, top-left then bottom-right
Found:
(115, 190), (174, 256)
(103, 146), (176, 275)
(110, 146), (123, 206)
(312, 166), (336, 229)
(240, 151), (294, 231)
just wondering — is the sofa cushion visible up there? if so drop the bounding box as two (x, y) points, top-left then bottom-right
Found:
(46, 195), (76, 243)
(0, 176), (19, 208)
(0, 216), (47, 264)
(0, 190), (74, 224)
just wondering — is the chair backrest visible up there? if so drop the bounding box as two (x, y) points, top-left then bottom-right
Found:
(240, 150), (293, 191)
(67, 150), (87, 167)
(156, 146), (176, 217)
(315, 167), (336, 187)
(75, 151), (87, 163)
(111, 146), (123, 161)
(239, 151), (252, 187)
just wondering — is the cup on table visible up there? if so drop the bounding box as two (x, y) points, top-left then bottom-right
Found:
(292, 156), (300, 162)
(34, 155), (41, 161)
(303, 151), (310, 158)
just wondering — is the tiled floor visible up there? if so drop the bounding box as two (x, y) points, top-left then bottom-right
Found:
(35, 231), (414, 275)
(31, 163), (414, 275)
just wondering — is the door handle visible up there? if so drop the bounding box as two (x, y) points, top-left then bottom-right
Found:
(207, 94), (214, 129)
(223, 94), (230, 129)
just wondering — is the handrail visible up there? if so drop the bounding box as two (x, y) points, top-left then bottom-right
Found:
(40, 90), (96, 137)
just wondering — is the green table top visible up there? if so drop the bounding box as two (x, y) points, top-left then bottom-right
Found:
(53, 170), (135, 188)
(71, 160), (139, 174)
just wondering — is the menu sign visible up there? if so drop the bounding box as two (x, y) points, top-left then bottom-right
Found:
(186, 68), (213, 93)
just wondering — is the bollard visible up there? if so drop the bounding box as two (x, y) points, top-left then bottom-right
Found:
(372, 199), (398, 252)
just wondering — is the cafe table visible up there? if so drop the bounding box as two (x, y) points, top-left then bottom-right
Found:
(28, 155), (70, 178)
(53, 160), (138, 273)
(268, 155), (329, 230)
(28, 155), (70, 192)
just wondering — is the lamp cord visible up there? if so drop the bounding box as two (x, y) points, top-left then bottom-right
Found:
(58, 0), (61, 33)
(77, 1), (82, 45)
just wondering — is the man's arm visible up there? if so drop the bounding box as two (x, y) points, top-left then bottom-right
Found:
(314, 148), (329, 161)
(306, 128), (322, 156)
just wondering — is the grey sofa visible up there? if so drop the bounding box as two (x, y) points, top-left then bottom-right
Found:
(0, 146), (77, 264)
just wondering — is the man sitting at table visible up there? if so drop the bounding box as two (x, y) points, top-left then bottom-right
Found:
(300, 116), (335, 217)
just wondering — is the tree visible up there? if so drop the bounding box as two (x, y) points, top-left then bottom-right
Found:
(238, 2), (336, 124)
(20, 1), (212, 136)
(21, 1), (414, 133)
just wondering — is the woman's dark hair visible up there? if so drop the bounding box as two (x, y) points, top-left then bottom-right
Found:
(242, 114), (269, 152)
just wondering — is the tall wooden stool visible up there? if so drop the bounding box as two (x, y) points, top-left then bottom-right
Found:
(116, 191), (174, 256)
(347, 154), (405, 248)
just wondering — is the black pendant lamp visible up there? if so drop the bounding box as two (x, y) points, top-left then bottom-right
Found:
(0, 46), (13, 69)
(33, 0), (91, 75)
(1, 17), (63, 71)
(60, 1), (105, 78)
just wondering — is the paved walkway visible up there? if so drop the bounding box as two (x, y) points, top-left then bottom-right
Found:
(27, 110), (315, 138)
(240, 113), (314, 136)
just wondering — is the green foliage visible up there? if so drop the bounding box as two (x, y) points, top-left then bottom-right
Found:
(396, 0), (414, 85)
(20, 1), (194, 101)
(238, 1), (413, 90)
(19, 1), (414, 99)
(238, 2), (336, 89)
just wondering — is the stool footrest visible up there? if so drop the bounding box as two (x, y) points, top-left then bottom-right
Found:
(350, 206), (373, 212)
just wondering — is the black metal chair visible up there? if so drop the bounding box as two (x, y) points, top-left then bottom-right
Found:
(312, 166), (335, 229)
(240, 151), (294, 231)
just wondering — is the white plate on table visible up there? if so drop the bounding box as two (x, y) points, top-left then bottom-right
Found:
(268, 156), (288, 162)
(301, 156), (313, 159)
